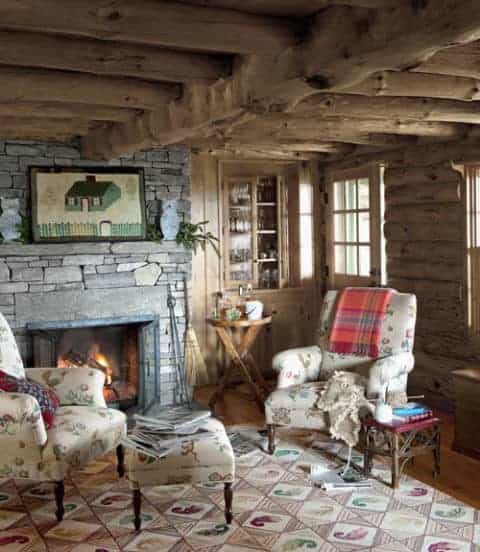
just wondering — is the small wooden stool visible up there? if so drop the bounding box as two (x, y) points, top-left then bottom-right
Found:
(363, 416), (441, 489)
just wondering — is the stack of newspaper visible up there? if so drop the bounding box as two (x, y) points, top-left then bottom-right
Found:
(122, 407), (212, 459)
(310, 463), (372, 492)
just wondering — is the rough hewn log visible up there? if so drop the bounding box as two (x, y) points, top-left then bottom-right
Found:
(0, 67), (179, 109)
(415, 40), (480, 80)
(0, 0), (295, 54)
(385, 204), (462, 225)
(387, 259), (463, 282)
(82, 1), (480, 158)
(387, 241), (462, 263)
(0, 102), (137, 123)
(384, 166), (463, 188)
(384, 222), (463, 242)
(0, 117), (95, 141)
(295, 93), (480, 124)
(385, 182), (461, 205)
(0, 30), (230, 83)
(388, 277), (462, 300)
(417, 296), (464, 322)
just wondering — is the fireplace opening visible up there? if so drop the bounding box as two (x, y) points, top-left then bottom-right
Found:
(28, 315), (160, 412)
(56, 325), (138, 408)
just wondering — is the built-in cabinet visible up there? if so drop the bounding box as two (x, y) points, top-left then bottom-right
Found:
(223, 175), (287, 290)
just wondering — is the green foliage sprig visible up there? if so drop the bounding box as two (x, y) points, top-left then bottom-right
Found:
(176, 220), (220, 257)
(15, 215), (31, 243)
(146, 223), (163, 242)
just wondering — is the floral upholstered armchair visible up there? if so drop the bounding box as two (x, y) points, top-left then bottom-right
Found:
(0, 313), (127, 521)
(265, 289), (416, 453)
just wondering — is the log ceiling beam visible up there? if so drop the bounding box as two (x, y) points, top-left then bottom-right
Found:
(82, 1), (480, 158)
(0, 30), (230, 83)
(295, 94), (480, 124)
(0, 117), (99, 141)
(0, 0), (296, 54)
(0, 67), (179, 110)
(414, 40), (480, 80)
(0, 102), (138, 123)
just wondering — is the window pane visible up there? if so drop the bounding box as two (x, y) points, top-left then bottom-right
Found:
(334, 181), (345, 210)
(335, 245), (345, 274)
(359, 245), (371, 276)
(358, 178), (369, 209)
(359, 211), (370, 242)
(334, 214), (345, 241)
(345, 180), (357, 209)
(346, 212), (357, 242)
(346, 245), (357, 275)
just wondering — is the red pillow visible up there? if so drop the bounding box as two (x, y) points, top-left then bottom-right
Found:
(0, 370), (59, 429)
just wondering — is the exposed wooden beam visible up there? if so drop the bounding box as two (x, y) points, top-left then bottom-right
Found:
(0, 0), (296, 54)
(83, 1), (480, 158)
(0, 117), (97, 141)
(295, 93), (480, 124)
(0, 30), (230, 83)
(343, 71), (480, 101)
(414, 40), (480, 80)
(0, 67), (179, 109)
(0, 101), (138, 122)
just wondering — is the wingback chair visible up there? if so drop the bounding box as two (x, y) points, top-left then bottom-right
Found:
(265, 289), (417, 453)
(0, 313), (127, 520)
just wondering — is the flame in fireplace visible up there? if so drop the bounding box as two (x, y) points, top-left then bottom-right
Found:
(94, 352), (112, 385)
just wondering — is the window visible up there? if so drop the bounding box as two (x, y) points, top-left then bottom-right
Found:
(466, 166), (480, 333)
(326, 166), (383, 289)
(299, 165), (314, 281)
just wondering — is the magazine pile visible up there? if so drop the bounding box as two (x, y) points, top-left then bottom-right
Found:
(121, 407), (213, 459)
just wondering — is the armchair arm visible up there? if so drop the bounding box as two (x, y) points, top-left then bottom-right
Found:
(26, 367), (107, 407)
(0, 393), (45, 478)
(367, 352), (415, 398)
(272, 346), (322, 389)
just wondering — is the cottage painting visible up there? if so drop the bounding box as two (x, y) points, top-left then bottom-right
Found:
(31, 168), (146, 242)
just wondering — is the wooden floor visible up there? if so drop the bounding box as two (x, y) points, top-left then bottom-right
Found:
(194, 384), (480, 509)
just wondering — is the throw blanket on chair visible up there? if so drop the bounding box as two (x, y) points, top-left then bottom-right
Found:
(329, 287), (392, 358)
(314, 371), (373, 447)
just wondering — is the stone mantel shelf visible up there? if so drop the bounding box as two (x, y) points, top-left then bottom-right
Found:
(27, 314), (158, 331)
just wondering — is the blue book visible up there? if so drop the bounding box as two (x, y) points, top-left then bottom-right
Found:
(393, 402), (429, 417)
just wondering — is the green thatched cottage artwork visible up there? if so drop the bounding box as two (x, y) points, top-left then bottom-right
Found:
(31, 168), (146, 242)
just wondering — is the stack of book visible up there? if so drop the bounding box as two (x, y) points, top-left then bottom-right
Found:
(122, 407), (212, 459)
(392, 402), (433, 424)
(310, 464), (372, 492)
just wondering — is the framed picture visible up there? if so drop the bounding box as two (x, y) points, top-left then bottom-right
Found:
(30, 167), (147, 242)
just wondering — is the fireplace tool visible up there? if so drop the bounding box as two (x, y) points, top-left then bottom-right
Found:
(167, 283), (191, 408)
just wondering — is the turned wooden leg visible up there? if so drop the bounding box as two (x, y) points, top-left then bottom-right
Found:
(54, 480), (65, 522)
(433, 426), (441, 478)
(267, 424), (276, 455)
(224, 482), (233, 524)
(391, 434), (400, 489)
(116, 444), (125, 478)
(133, 489), (142, 531)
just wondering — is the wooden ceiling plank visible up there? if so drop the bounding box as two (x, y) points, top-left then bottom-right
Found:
(295, 93), (480, 124)
(0, 67), (179, 110)
(414, 40), (480, 80)
(82, 1), (480, 158)
(0, 0), (295, 54)
(0, 30), (230, 83)
(0, 116), (96, 141)
(0, 101), (137, 122)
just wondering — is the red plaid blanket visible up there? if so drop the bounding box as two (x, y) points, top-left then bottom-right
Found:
(329, 287), (393, 358)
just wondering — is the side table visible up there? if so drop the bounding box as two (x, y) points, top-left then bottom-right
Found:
(206, 316), (272, 411)
(363, 416), (441, 489)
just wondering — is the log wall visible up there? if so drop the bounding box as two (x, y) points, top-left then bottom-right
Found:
(384, 164), (472, 410)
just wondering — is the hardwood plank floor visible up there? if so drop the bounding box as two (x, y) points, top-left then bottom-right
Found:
(194, 384), (480, 509)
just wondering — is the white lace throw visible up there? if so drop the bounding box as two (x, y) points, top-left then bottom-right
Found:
(314, 371), (374, 447)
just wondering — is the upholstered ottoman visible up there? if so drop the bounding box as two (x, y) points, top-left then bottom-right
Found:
(127, 417), (235, 530)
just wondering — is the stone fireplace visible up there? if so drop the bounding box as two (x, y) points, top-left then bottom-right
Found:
(28, 315), (160, 412)
(0, 139), (192, 410)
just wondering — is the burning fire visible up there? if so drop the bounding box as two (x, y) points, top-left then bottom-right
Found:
(95, 353), (113, 385)
(57, 343), (113, 385)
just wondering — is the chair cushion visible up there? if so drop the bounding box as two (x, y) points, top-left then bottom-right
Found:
(0, 312), (25, 378)
(127, 417), (235, 487)
(41, 405), (127, 480)
(265, 382), (328, 431)
(0, 370), (59, 429)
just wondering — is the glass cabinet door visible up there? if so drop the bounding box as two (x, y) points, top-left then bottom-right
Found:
(224, 175), (286, 289)
(225, 178), (256, 287)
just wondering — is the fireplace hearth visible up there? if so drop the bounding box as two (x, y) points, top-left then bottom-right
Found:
(27, 315), (160, 412)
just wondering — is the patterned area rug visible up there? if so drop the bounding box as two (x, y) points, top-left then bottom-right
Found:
(0, 427), (479, 551)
